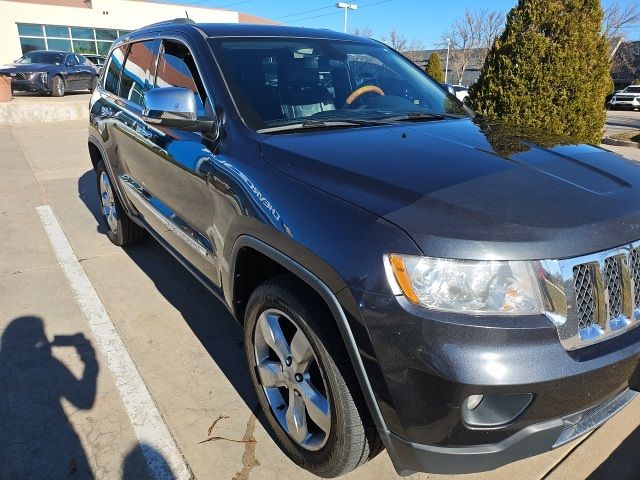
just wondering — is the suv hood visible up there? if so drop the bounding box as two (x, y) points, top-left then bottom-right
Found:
(260, 118), (640, 260)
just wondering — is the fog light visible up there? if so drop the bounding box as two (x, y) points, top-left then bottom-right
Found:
(466, 394), (484, 410)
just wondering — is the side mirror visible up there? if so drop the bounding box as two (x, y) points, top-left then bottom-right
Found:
(142, 87), (216, 134)
(444, 84), (456, 96)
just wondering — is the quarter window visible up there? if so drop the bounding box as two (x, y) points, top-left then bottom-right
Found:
(119, 41), (157, 106)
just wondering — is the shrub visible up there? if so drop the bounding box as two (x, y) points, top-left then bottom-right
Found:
(425, 52), (445, 83)
(468, 0), (610, 145)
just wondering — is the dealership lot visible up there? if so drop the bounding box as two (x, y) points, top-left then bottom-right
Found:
(2, 120), (640, 480)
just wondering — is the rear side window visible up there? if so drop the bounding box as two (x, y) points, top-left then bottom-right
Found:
(155, 40), (207, 116)
(119, 40), (157, 107)
(103, 44), (126, 95)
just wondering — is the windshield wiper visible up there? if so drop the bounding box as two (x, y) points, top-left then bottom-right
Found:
(382, 111), (464, 122)
(257, 118), (396, 133)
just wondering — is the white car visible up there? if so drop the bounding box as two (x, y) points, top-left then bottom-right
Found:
(609, 85), (640, 110)
(443, 83), (469, 103)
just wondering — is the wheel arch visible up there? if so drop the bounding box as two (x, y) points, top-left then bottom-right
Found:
(229, 235), (388, 432)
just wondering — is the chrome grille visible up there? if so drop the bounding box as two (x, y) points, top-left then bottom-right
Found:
(573, 264), (597, 329)
(13, 72), (31, 81)
(538, 241), (640, 351)
(603, 257), (623, 319)
(631, 248), (640, 308)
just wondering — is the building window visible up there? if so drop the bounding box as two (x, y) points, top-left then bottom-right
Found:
(16, 23), (131, 56)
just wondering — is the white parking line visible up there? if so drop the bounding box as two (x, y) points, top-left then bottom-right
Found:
(36, 205), (192, 480)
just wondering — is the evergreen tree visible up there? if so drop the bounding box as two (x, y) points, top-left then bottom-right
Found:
(425, 52), (445, 83)
(468, 0), (610, 145)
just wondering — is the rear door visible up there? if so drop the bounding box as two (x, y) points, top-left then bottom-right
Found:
(75, 54), (96, 89)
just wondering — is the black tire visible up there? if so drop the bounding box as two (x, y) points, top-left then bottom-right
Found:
(95, 161), (147, 246)
(89, 76), (98, 92)
(51, 75), (64, 97)
(244, 275), (383, 478)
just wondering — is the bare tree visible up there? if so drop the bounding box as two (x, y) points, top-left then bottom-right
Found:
(351, 26), (374, 38)
(380, 29), (424, 63)
(440, 9), (505, 85)
(602, 2), (640, 41)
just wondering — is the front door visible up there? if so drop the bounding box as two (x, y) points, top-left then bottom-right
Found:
(119, 38), (220, 282)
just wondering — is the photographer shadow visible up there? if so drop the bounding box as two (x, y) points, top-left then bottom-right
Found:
(0, 316), (98, 479)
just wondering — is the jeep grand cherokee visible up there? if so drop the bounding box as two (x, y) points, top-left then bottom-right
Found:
(87, 19), (640, 477)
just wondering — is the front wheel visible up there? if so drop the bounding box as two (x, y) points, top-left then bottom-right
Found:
(51, 75), (64, 97)
(244, 276), (382, 478)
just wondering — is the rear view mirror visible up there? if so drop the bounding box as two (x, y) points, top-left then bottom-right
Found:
(142, 87), (216, 134)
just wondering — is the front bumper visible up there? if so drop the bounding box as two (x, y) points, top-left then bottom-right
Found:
(9, 76), (50, 94)
(610, 99), (640, 109)
(350, 288), (640, 474)
(383, 388), (637, 475)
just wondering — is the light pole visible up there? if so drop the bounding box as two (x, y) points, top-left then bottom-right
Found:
(336, 2), (357, 33)
(444, 37), (451, 84)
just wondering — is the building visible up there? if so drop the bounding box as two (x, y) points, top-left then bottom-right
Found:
(0, 0), (275, 64)
(612, 40), (640, 90)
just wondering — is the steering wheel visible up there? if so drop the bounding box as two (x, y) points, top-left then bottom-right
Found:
(345, 85), (385, 106)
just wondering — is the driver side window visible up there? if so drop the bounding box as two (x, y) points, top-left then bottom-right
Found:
(154, 39), (207, 117)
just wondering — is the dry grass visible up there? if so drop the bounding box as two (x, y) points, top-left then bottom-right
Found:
(611, 130), (640, 143)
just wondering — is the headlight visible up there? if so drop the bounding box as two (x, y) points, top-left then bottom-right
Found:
(38, 72), (47, 83)
(386, 254), (543, 315)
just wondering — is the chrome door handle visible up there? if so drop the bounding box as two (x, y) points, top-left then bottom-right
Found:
(136, 125), (153, 139)
(100, 106), (114, 117)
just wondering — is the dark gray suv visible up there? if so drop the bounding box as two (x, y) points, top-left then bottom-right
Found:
(87, 19), (640, 478)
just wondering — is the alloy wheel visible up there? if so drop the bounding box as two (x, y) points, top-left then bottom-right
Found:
(99, 171), (118, 234)
(54, 77), (64, 96)
(253, 308), (331, 451)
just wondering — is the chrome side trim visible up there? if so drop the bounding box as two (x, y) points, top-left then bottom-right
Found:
(538, 240), (640, 351)
(120, 174), (214, 260)
(553, 388), (638, 448)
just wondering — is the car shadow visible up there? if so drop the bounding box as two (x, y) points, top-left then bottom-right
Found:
(586, 425), (640, 479)
(77, 170), (272, 440)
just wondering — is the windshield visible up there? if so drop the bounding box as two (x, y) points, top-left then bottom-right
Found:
(16, 51), (65, 65)
(624, 86), (640, 94)
(208, 37), (470, 131)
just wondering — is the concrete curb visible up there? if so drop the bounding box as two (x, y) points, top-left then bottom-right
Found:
(602, 136), (640, 149)
(0, 99), (89, 123)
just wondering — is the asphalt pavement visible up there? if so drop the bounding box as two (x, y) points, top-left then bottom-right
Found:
(605, 109), (640, 136)
(1, 119), (640, 480)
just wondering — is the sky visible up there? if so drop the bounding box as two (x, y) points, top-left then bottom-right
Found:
(152, 0), (640, 46)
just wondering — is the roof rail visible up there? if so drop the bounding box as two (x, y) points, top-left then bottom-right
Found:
(140, 18), (195, 29)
